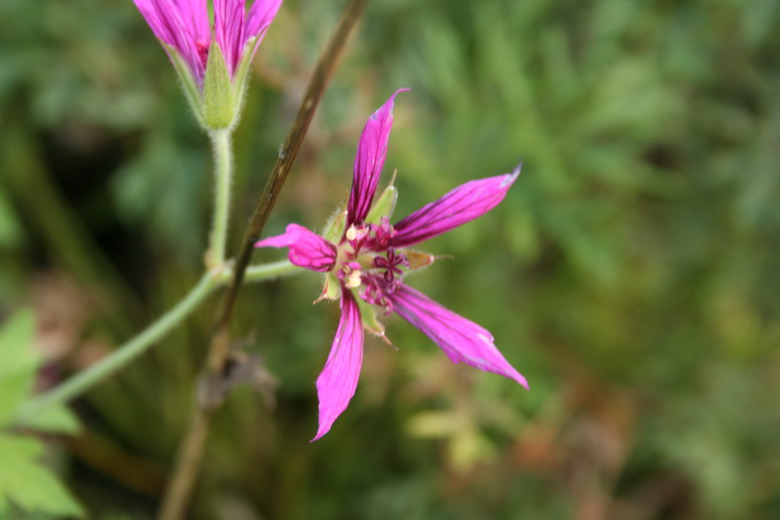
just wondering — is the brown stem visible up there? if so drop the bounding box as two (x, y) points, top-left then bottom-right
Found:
(156, 1), (369, 518)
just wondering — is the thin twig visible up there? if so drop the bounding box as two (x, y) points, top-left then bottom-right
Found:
(157, 2), (369, 518)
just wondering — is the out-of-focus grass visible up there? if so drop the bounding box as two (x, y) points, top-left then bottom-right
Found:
(1, 0), (779, 518)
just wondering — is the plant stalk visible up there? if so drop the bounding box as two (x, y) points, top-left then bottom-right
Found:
(14, 261), (299, 425)
(206, 129), (233, 269)
(16, 273), (216, 423)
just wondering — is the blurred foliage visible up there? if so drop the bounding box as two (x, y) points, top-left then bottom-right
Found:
(1, 0), (780, 518)
(0, 311), (83, 518)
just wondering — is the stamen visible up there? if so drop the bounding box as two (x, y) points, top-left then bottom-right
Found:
(345, 270), (362, 289)
(345, 226), (358, 241)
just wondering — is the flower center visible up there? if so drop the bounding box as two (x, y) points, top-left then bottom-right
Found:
(333, 220), (409, 311)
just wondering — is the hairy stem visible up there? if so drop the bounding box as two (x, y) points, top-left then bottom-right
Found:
(206, 129), (233, 269)
(236, 259), (297, 284)
(16, 273), (216, 423)
(14, 261), (300, 425)
(157, 2), (370, 519)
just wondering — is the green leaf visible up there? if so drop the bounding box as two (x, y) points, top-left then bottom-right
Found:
(20, 406), (81, 436)
(0, 310), (82, 434)
(0, 434), (84, 518)
(0, 311), (38, 426)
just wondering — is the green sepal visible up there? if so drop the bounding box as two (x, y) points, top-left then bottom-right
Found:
(321, 273), (342, 301)
(203, 43), (236, 130)
(322, 206), (347, 243)
(365, 185), (398, 225)
(164, 44), (205, 127)
(230, 37), (257, 119)
(354, 295), (386, 337)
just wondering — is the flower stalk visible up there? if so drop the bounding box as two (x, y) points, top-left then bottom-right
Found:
(14, 260), (299, 426)
(206, 129), (234, 269)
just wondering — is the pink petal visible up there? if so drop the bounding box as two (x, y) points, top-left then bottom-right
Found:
(254, 224), (337, 272)
(172, 0), (210, 44)
(347, 89), (410, 226)
(391, 164), (521, 248)
(388, 284), (528, 389)
(214, 0), (246, 76)
(135, 0), (206, 81)
(312, 290), (364, 441)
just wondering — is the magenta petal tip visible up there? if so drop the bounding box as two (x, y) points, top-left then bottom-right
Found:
(503, 162), (523, 187)
(388, 285), (529, 391)
(311, 291), (364, 441)
(347, 88), (411, 225)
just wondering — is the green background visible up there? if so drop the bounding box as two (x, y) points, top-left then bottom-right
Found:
(1, 0), (779, 518)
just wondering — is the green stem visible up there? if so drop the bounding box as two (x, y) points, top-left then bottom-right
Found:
(16, 273), (216, 423)
(207, 129), (233, 268)
(15, 260), (300, 424)
(228, 259), (297, 285)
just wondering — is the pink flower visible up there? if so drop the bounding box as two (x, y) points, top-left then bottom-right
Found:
(133, 0), (282, 128)
(256, 90), (528, 440)
(133, 0), (282, 84)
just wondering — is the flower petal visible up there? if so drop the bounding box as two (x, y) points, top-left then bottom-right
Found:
(347, 89), (410, 226)
(173, 0), (210, 44)
(214, 0), (246, 76)
(134, 0), (209, 84)
(388, 284), (528, 388)
(255, 223), (337, 272)
(313, 290), (364, 441)
(391, 164), (521, 248)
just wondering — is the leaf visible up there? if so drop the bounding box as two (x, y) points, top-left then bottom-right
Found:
(0, 311), (38, 426)
(0, 310), (82, 435)
(20, 406), (81, 436)
(0, 434), (84, 518)
(0, 312), (83, 516)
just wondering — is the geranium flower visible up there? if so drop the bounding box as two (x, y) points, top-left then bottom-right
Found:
(133, 0), (283, 129)
(256, 90), (528, 440)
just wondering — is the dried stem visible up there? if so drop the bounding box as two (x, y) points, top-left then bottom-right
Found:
(156, 1), (369, 518)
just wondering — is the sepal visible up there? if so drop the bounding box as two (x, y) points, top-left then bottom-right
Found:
(165, 44), (206, 127)
(365, 184), (398, 225)
(203, 43), (237, 130)
(404, 250), (435, 270)
(354, 295), (386, 338)
(320, 273), (342, 302)
(230, 35), (258, 112)
(322, 205), (348, 243)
